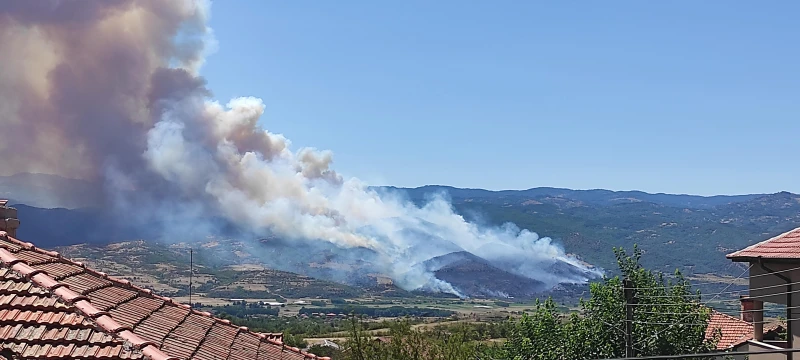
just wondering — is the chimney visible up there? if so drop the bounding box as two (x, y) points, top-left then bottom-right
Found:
(741, 295), (764, 341)
(0, 200), (20, 238)
(740, 296), (755, 322)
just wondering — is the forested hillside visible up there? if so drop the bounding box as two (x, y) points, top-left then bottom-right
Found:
(386, 186), (800, 276)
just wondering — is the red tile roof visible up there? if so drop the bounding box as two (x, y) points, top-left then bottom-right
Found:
(705, 310), (753, 350)
(727, 227), (800, 261)
(0, 231), (327, 360)
(261, 333), (284, 342)
(764, 320), (786, 333)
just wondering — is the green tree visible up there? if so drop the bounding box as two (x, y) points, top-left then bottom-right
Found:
(283, 331), (308, 349)
(341, 317), (494, 360)
(339, 246), (718, 360)
(308, 344), (343, 359)
(341, 316), (382, 360)
(501, 245), (718, 359)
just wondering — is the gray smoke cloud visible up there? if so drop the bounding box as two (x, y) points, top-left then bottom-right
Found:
(0, 0), (601, 296)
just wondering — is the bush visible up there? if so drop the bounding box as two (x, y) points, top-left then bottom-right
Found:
(283, 331), (307, 349)
(307, 344), (342, 358)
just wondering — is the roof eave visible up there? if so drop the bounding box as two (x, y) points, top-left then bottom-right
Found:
(727, 255), (800, 264)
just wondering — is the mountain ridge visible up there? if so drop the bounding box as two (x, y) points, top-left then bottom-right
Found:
(376, 185), (769, 209)
(3, 173), (799, 299)
(2, 173), (775, 210)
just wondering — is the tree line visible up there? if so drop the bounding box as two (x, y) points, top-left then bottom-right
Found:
(327, 247), (720, 360)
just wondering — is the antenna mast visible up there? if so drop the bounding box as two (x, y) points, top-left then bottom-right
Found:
(189, 248), (193, 306)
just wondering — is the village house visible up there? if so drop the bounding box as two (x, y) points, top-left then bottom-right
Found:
(706, 302), (785, 358)
(0, 200), (325, 360)
(724, 227), (800, 359)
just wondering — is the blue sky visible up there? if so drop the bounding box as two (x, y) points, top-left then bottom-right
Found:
(201, 1), (799, 196)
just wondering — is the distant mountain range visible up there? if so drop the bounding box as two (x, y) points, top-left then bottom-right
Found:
(0, 173), (103, 209)
(381, 185), (798, 277)
(1, 173), (768, 210)
(3, 173), (797, 298)
(377, 185), (766, 209)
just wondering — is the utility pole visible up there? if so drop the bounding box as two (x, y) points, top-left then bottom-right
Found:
(189, 248), (193, 307)
(623, 278), (636, 358)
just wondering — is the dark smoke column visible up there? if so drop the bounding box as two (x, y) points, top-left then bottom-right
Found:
(0, 0), (211, 188)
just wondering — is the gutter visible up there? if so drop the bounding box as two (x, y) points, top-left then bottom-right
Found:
(758, 257), (793, 360)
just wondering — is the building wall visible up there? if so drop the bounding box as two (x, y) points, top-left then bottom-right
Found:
(749, 261), (800, 353)
(749, 262), (800, 304)
(738, 341), (790, 360)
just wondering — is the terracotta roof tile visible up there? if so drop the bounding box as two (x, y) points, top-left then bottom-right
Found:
(0, 272), (144, 359)
(193, 322), (238, 360)
(765, 320), (786, 333)
(87, 286), (138, 311)
(229, 331), (261, 359)
(61, 273), (113, 294)
(160, 313), (214, 359)
(705, 310), (753, 349)
(14, 249), (58, 265)
(134, 306), (189, 344)
(258, 332), (284, 343)
(0, 276), (48, 295)
(0, 237), (25, 252)
(728, 227), (800, 260)
(257, 341), (308, 360)
(36, 262), (86, 280)
(109, 297), (164, 329)
(0, 231), (323, 360)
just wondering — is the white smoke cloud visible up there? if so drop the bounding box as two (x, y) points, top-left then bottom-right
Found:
(0, 0), (601, 296)
(145, 95), (602, 295)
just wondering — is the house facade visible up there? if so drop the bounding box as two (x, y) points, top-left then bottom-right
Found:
(727, 227), (800, 359)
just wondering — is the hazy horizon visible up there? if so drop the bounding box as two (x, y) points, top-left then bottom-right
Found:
(2, 171), (783, 198)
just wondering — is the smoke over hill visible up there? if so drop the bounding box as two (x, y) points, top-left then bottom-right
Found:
(0, 0), (600, 296)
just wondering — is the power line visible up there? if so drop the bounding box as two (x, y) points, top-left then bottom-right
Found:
(593, 347), (800, 360)
(622, 264), (800, 291)
(633, 283), (800, 304)
(636, 306), (797, 315)
(709, 286), (800, 302)
(626, 280), (800, 308)
(631, 264), (753, 349)
(635, 277), (800, 299)
(634, 317), (796, 326)
(632, 321), (706, 326)
(630, 303), (708, 306)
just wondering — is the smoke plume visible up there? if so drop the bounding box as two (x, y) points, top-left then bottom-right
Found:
(0, 0), (600, 296)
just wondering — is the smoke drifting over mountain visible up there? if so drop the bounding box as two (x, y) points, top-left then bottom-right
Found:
(0, 0), (600, 296)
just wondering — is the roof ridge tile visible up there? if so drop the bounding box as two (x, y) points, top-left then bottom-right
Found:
(29, 273), (60, 290)
(52, 286), (89, 303)
(117, 330), (157, 348)
(710, 309), (749, 324)
(95, 315), (131, 333)
(10, 262), (39, 278)
(73, 300), (110, 318)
